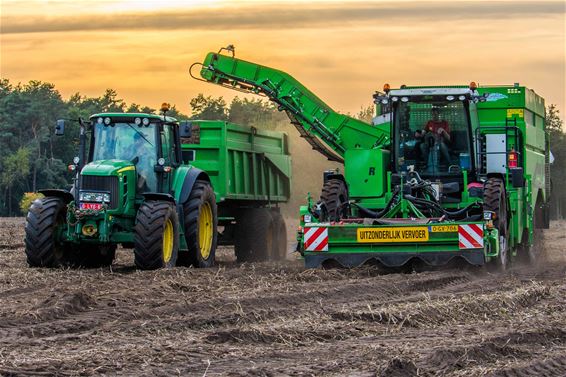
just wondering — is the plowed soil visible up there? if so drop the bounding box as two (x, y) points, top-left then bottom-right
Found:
(0, 218), (565, 376)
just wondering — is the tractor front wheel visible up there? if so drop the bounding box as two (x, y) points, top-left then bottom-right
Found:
(24, 197), (70, 267)
(134, 201), (179, 270)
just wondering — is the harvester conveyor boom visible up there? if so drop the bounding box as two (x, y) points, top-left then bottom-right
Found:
(195, 51), (390, 163)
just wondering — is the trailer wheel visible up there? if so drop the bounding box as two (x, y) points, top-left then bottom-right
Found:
(178, 180), (217, 268)
(24, 197), (70, 267)
(320, 179), (348, 221)
(235, 208), (273, 262)
(271, 210), (288, 260)
(484, 178), (508, 271)
(134, 201), (179, 270)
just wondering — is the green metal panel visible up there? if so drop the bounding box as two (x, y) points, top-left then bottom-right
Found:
(182, 121), (291, 203)
(345, 149), (389, 198)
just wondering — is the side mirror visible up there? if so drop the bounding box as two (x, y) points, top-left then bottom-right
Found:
(55, 119), (65, 136)
(179, 121), (192, 138)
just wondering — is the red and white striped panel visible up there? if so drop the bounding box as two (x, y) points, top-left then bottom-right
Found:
(304, 227), (328, 252)
(458, 224), (484, 249)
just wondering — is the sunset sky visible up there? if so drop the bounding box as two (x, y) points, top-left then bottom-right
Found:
(1, 0), (565, 117)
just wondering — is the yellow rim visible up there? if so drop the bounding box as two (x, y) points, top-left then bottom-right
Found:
(162, 218), (174, 263)
(198, 202), (213, 259)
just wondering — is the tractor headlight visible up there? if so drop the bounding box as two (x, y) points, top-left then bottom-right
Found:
(79, 191), (111, 203)
(483, 211), (494, 221)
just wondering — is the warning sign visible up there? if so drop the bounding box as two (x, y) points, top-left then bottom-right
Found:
(357, 227), (429, 243)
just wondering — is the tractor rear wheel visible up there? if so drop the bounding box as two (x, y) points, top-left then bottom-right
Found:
(178, 180), (217, 268)
(134, 201), (179, 270)
(271, 210), (287, 260)
(484, 177), (509, 271)
(24, 197), (70, 267)
(235, 208), (274, 262)
(320, 179), (348, 221)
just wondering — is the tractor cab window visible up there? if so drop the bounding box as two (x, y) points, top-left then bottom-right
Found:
(160, 124), (177, 165)
(394, 99), (471, 177)
(92, 122), (158, 192)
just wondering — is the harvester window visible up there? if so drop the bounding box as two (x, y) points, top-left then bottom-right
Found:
(395, 100), (471, 176)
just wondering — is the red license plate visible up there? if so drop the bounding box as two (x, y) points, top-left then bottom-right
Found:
(80, 202), (103, 210)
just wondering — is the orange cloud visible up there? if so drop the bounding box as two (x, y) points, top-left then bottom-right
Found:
(1, 1), (564, 118)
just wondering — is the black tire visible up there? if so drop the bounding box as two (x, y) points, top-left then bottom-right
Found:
(235, 208), (274, 263)
(24, 197), (70, 268)
(75, 245), (116, 268)
(134, 201), (179, 270)
(271, 210), (288, 261)
(320, 179), (348, 221)
(484, 177), (508, 271)
(178, 180), (217, 268)
(517, 226), (544, 265)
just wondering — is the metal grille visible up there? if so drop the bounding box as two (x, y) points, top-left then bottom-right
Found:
(80, 175), (119, 209)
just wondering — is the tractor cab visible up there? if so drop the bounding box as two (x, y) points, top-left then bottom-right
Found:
(85, 113), (184, 196)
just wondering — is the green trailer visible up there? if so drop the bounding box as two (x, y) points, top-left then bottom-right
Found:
(194, 47), (550, 270)
(182, 120), (291, 260)
(24, 110), (291, 269)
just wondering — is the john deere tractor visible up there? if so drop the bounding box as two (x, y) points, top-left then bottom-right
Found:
(24, 108), (217, 269)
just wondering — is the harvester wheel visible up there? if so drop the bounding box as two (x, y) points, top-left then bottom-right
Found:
(179, 180), (217, 268)
(484, 177), (509, 271)
(24, 197), (70, 267)
(235, 208), (274, 262)
(517, 221), (544, 265)
(134, 201), (179, 270)
(320, 179), (348, 221)
(271, 210), (288, 260)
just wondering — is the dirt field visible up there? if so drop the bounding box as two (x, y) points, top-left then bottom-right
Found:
(0, 218), (565, 376)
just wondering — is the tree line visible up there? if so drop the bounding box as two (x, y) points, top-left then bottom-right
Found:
(0, 79), (564, 219)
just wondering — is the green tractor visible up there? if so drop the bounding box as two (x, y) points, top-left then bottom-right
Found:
(24, 108), (217, 269)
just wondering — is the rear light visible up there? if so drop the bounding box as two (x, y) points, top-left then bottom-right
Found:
(508, 149), (518, 168)
(68, 164), (76, 172)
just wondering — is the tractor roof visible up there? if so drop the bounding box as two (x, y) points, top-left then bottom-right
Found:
(89, 113), (178, 123)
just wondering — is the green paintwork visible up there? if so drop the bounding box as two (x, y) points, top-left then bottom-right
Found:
(345, 149), (389, 198)
(183, 120), (291, 203)
(197, 49), (550, 269)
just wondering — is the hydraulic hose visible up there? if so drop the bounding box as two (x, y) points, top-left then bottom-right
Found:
(352, 189), (400, 219)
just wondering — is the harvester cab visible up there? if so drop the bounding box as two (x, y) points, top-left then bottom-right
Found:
(376, 86), (484, 202)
